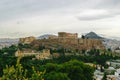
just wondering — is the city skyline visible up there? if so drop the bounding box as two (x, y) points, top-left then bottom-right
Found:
(0, 0), (120, 38)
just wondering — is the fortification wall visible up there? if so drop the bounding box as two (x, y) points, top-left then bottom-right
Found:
(19, 36), (36, 44)
(58, 32), (78, 39)
(15, 49), (51, 60)
(78, 39), (104, 50)
(18, 32), (105, 51)
(31, 38), (105, 51)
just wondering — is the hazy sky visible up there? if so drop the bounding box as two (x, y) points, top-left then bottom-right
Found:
(0, 0), (120, 38)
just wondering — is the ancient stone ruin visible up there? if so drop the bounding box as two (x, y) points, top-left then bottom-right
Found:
(19, 36), (36, 44)
(29, 32), (105, 51)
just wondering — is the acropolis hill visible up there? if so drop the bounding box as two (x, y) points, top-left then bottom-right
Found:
(19, 32), (105, 51)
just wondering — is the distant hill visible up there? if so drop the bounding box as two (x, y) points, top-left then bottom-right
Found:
(84, 32), (104, 39)
(84, 32), (120, 50)
(38, 34), (57, 39)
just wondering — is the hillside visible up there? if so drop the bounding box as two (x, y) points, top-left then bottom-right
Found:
(29, 32), (105, 52)
(84, 32), (120, 50)
(84, 32), (103, 39)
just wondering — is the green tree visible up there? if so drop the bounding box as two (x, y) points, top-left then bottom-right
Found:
(1, 58), (45, 80)
(81, 35), (85, 39)
(102, 73), (107, 80)
(61, 60), (94, 80)
(45, 72), (70, 80)
(38, 45), (45, 51)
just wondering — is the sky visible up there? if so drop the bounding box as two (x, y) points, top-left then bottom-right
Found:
(0, 0), (120, 38)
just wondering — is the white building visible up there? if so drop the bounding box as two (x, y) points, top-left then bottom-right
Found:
(94, 70), (104, 80)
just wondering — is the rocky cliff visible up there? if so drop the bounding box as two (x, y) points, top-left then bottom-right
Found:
(31, 38), (105, 51)
(19, 32), (105, 51)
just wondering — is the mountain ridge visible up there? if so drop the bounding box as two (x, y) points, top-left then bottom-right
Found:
(84, 32), (104, 39)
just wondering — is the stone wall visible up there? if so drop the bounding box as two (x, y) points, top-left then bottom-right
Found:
(18, 32), (105, 51)
(58, 32), (78, 39)
(15, 49), (39, 57)
(15, 49), (51, 60)
(48, 35), (58, 39)
(78, 39), (104, 50)
(19, 36), (36, 44)
(31, 38), (105, 51)
(36, 49), (51, 60)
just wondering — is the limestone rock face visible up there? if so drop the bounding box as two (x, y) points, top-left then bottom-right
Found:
(18, 32), (105, 51)
(48, 35), (58, 39)
(78, 39), (104, 50)
(31, 32), (105, 50)
(31, 38), (105, 51)
(19, 36), (36, 44)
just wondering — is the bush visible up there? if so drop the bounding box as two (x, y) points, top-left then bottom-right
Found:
(45, 72), (70, 80)
(1, 58), (45, 80)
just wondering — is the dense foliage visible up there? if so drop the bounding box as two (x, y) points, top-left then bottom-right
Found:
(0, 44), (120, 79)
(0, 45), (17, 56)
(1, 59), (45, 80)
(1, 59), (94, 80)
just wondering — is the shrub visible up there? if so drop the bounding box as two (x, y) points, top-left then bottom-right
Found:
(1, 58), (45, 80)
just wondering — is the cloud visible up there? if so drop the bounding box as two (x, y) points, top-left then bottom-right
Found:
(98, 0), (120, 9)
(76, 9), (120, 21)
(0, 0), (120, 38)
